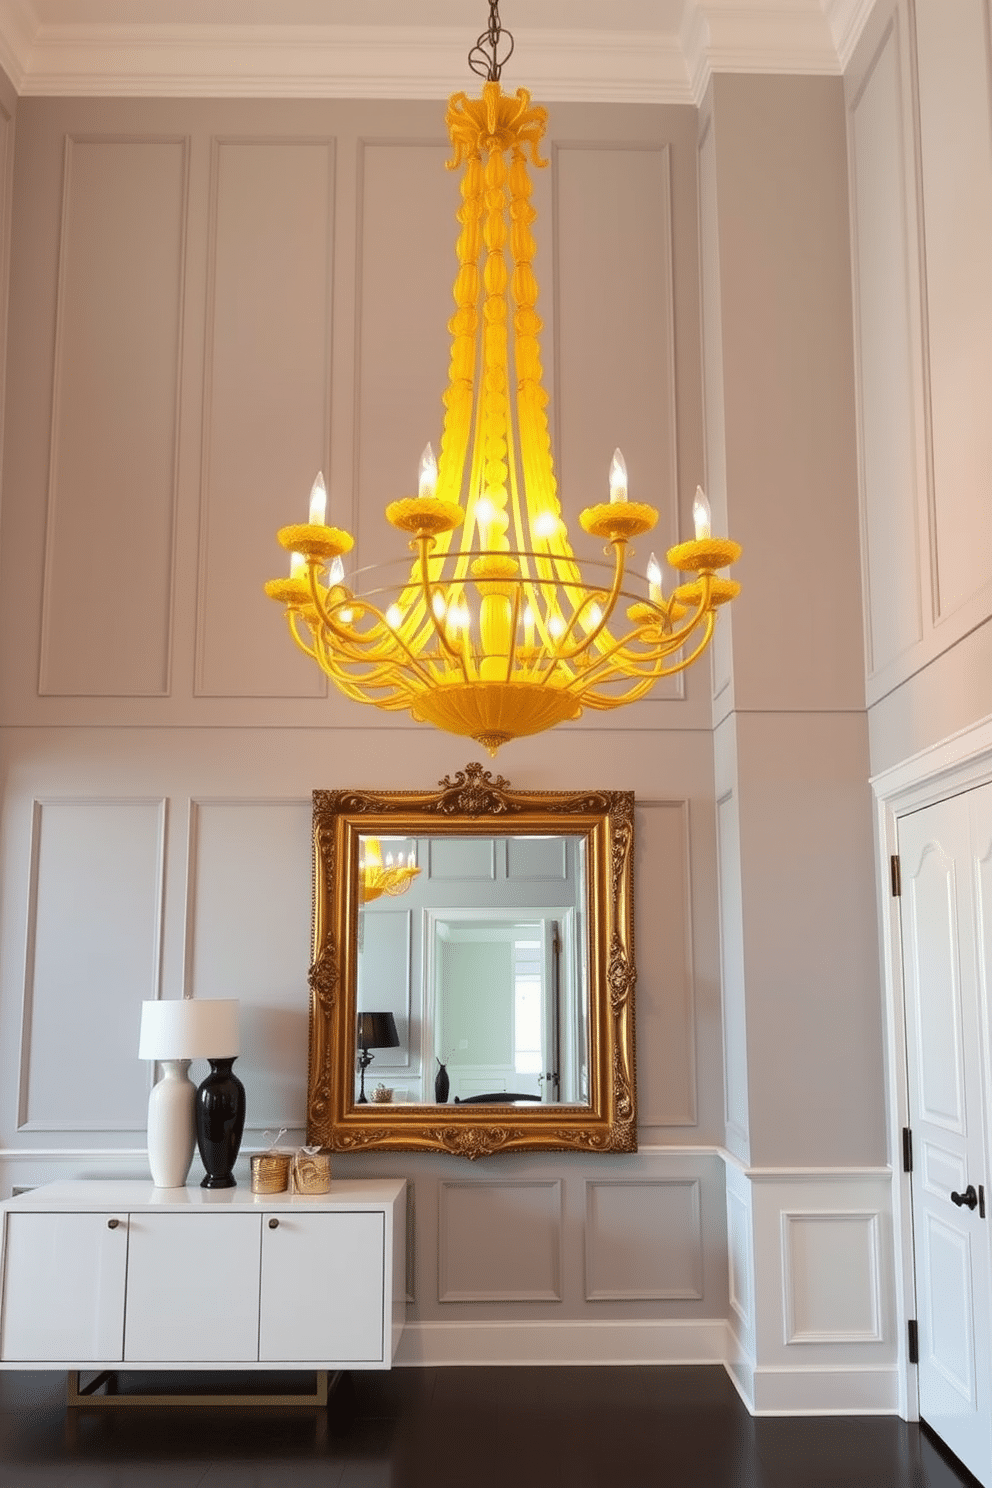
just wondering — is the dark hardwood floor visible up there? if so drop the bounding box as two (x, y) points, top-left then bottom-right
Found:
(0, 1364), (981, 1488)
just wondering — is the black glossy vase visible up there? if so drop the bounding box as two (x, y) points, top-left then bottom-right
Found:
(434, 1059), (450, 1104)
(195, 1057), (246, 1188)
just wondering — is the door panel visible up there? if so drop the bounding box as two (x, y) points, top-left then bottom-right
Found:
(124, 1212), (261, 1362)
(259, 1211), (384, 1362)
(0, 1211), (127, 1362)
(900, 786), (992, 1485)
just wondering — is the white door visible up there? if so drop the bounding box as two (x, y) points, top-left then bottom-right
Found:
(900, 786), (992, 1485)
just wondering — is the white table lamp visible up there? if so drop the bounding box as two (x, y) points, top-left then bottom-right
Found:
(138, 999), (240, 1189)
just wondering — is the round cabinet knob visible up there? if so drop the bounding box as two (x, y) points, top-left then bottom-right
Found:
(268, 1217), (279, 1229)
(107, 1218), (120, 1230)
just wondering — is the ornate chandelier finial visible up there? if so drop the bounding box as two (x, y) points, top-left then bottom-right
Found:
(265, 6), (740, 754)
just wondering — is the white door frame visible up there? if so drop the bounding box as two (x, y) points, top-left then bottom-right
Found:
(871, 711), (992, 1421)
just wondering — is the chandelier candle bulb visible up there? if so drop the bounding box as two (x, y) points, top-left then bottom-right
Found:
(609, 449), (628, 503)
(308, 472), (327, 525)
(692, 486), (712, 540)
(419, 443), (438, 499)
(290, 551), (306, 579)
(646, 553), (662, 603)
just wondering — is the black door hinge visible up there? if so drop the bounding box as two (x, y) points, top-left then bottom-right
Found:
(902, 1127), (913, 1173)
(908, 1319), (919, 1364)
(891, 854), (902, 897)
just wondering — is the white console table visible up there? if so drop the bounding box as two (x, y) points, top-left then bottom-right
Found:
(0, 1178), (406, 1405)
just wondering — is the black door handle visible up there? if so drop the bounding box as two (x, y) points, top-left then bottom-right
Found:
(950, 1184), (979, 1211)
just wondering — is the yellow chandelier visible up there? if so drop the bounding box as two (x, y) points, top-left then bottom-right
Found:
(359, 838), (421, 904)
(265, 5), (740, 755)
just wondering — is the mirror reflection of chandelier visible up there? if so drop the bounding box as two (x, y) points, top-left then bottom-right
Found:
(359, 838), (420, 904)
(265, 2), (740, 755)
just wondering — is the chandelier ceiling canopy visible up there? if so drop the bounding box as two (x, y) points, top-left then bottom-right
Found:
(266, 1), (740, 754)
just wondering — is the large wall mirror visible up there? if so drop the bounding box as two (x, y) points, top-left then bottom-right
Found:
(307, 764), (637, 1158)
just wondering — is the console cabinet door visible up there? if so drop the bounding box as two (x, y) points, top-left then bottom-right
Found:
(124, 1212), (261, 1362)
(0, 1211), (128, 1361)
(259, 1212), (385, 1363)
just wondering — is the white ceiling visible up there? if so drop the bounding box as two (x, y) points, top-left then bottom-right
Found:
(0, 0), (875, 103)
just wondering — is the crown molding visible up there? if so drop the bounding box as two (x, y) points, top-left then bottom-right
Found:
(0, 0), (33, 91)
(823, 0), (878, 69)
(0, 1), (878, 103)
(5, 21), (691, 102)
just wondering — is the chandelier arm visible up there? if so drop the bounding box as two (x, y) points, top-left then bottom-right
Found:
(550, 540), (628, 660)
(286, 610), (320, 661)
(311, 604), (444, 691)
(415, 538), (468, 668)
(555, 611), (705, 692)
(578, 612), (719, 710)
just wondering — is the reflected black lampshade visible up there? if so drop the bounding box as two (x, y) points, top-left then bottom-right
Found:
(357, 1011), (400, 1053)
(356, 1011), (400, 1103)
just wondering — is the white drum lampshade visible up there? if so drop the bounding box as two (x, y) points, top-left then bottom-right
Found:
(139, 999), (240, 1188)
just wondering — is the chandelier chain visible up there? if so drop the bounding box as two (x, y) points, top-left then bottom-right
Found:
(468, 0), (514, 81)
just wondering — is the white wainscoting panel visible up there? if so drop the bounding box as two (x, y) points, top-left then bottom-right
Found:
(438, 1180), (563, 1302)
(725, 1166), (754, 1333)
(635, 801), (696, 1128)
(584, 1179), (702, 1300)
(39, 137), (186, 698)
(195, 137), (335, 699)
(19, 798), (166, 1131)
(848, 12), (924, 680)
(782, 1211), (883, 1344)
(185, 799), (312, 1129)
(914, 0), (992, 623)
(736, 1163), (897, 1414)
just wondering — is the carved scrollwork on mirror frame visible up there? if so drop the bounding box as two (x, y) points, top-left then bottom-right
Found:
(306, 763), (637, 1159)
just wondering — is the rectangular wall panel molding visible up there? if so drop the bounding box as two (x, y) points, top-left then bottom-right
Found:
(185, 798), (312, 1129)
(553, 141), (683, 704)
(584, 1179), (703, 1300)
(781, 1210), (883, 1345)
(18, 797), (166, 1131)
(717, 787), (750, 1159)
(355, 139), (452, 576)
(635, 800), (697, 1129)
(39, 136), (187, 697)
(848, 15), (925, 681)
(195, 136), (335, 699)
(438, 1180), (563, 1302)
(915, 0), (992, 624)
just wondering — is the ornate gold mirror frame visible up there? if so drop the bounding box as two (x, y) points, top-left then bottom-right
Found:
(307, 764), (637, 1159)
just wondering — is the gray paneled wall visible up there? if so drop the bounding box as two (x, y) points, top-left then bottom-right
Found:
(847, 0), (992, 767)
(0, 91), (731, 1354)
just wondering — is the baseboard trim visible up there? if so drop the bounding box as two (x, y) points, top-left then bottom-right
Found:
(394, 1318), (730, 1368)
(750, 1365), (900, 1416)
(395, 1323), (900, 1416)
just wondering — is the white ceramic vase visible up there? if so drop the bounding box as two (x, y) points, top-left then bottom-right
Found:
(146, 1058), (197, 1188)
